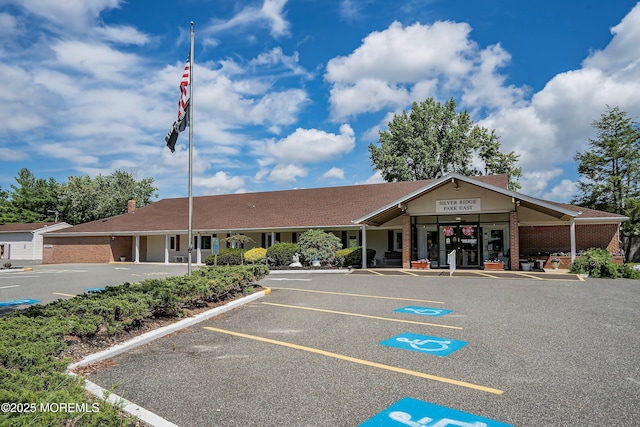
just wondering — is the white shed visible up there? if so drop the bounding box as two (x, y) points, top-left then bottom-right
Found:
(0, 223), (71, 261)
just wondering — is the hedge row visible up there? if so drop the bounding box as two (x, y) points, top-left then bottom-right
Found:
(0, 264), (269, 426)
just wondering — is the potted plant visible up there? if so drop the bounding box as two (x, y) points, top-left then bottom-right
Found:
(483, 259), (505, 270)
(550, 257), (561, 269)
(520, 258), (534, 271)
(411, 258), (430, 269)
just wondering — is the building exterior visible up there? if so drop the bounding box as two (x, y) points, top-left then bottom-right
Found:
(0, 222), (71, 261)
(42, 174), (627, 269)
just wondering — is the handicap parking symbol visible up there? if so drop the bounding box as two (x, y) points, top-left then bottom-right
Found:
(359, 397), (515, 427)
(394, 306), (453, 317)
(0, 298), (40, 307)
(380, 333), (467, 357)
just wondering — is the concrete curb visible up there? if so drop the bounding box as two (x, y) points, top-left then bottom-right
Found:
(0, 267), (33, 274)
(268, 269), (350, 274)
(67, 288), (271, 427)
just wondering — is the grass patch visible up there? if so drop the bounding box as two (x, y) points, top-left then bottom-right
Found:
(0, 264), (269, 426)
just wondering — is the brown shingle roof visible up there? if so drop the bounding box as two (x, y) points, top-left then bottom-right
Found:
(0, 223), (57, 233)
(48, 174), (623, 235)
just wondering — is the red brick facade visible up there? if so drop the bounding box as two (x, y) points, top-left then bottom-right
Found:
(402, 214), (411, 269)
(519, 224), (620, 256)
(509, 211), (520, 271)
(43, 236), (132, 264)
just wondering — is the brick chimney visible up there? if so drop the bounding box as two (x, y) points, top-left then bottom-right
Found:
(127, 198), (136, 213)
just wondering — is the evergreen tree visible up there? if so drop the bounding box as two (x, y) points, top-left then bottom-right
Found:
(572, 106), (640, 258)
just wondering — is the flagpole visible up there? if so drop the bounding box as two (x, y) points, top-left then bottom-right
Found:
(187, 21), (194, 276)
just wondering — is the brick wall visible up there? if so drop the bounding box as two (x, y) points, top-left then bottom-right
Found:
(402, 214), (411, 269)
(43, 236), (132, 264)
(509, 212), (519, 271)
(519, 224), (620, 256)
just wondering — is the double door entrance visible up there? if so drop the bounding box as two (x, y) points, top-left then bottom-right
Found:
(439, 224), (480, 268)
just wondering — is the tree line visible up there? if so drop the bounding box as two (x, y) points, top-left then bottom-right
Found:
(0, 169), (157, 225)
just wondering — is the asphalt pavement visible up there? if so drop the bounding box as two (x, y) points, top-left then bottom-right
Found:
(79, 271), (640, 426)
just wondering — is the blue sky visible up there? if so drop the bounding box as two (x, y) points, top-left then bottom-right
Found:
(1, 0), (639, 203)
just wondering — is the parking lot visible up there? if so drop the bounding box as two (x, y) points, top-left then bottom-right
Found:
(79, 271), (639, 426)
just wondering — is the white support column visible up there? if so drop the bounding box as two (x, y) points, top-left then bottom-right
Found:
(361, 225), (367, 269)
(570, 218), (577, 263)
(271, 231), (276, 247)
(196, 235), (202, 265)
(164, 234), (169, 264)
(135, 234), (140, 264)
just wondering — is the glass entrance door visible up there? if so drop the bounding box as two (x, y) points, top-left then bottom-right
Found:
(439, 224), (481, 268)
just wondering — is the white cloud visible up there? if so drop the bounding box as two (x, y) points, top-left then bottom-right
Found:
(206, 0), (290, 38)
(51, 40), (140, 81)
(329, 79), (410, 119)
(265, 124), (355, 163)
(0, 12), (20, 38)
(324, 20), (523, 120)
(0, 148), (29, 161)
(94, 25), (151, 45)
(542, 179), (578, 203)
(193, 171), (245, 194)
(478, 4), (640, 195)
(326, 21), (474, 84)
(36, 143), (99, 165)
(321, 167), (345, 180)
(357, 171), (385, 185)
(5, 0), (122, 32)
(268, 164), (307, 183)
(519, 169), (564, 197)
(339, 0), (361, 21)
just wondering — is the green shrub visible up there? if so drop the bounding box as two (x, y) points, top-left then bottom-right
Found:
(298, 229), (342, 266)
(336, 246), (376, 267)
(0, 264), (270, 426)
(618, 263), (640, 279)
(206, 248), (243, 266)
(245, 247), (267, 263)
(569, 248), (622, 278)
(266, 242), (300, 266)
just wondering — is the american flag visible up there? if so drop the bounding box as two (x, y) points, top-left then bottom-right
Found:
(177, 53), (190, 120)
(165, 53), (191, 153)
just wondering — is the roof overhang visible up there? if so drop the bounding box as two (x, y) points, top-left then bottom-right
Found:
(353, 173), (580, 226)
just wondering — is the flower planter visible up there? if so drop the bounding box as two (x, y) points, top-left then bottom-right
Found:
(483, 262), (504, 270)
(411, 261), (430, 269)
(520, 262), (533, 271)
(550, 261), (560, 270)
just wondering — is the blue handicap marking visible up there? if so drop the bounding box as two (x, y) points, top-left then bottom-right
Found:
(394, 306), (454, 317)
(380, 333), (467, 357)
(359, 397), (515, 427)
(84, 287), (105, 293)
(0, 298), (41, 307)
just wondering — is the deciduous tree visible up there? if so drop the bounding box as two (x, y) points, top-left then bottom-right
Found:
(369, 97), (522, 190)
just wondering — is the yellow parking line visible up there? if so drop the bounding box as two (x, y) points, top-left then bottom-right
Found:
(513, 272), (544, 280)
(261, 302), (462, 330)
(473, 271), (499, 278)
(366, 269), (384, 276)
(203, 326), (503, 395)
(399, 270), (419, 276)
(268, 287), (444, 305)
(52, 292), (75, 297)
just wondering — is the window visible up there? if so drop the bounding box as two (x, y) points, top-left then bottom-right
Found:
(201, 236), (212, 250)
(170, 236), (175, 250)
(395, 230), (403, 251)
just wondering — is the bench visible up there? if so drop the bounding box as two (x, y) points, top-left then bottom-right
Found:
(383, 251), (402, 266)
